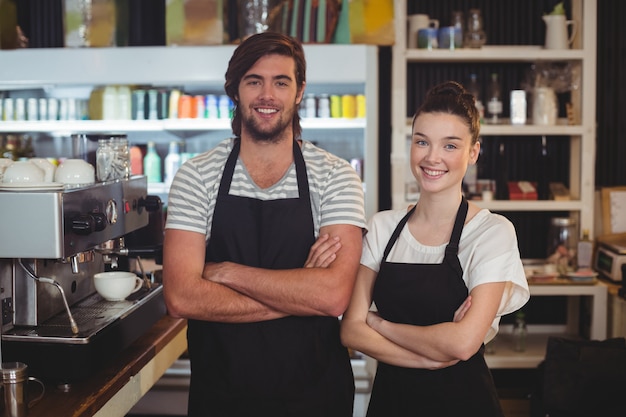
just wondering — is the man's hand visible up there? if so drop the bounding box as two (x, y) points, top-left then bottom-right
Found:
(304, 234), (342, 268)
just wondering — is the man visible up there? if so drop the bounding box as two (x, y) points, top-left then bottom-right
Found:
(162, 32), (366, 416)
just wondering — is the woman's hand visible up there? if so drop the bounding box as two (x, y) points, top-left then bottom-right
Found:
(304, 234), (342, 268)
(366, 311), (383, 330)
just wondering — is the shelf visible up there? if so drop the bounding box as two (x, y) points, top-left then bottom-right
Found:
(405, 46), (586, 63)
(0, 118), (366, 135)
(473, 200), (584, 212)
(0, 45), (376, 89)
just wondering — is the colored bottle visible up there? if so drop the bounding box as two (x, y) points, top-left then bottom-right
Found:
(164, 141), (181, 186)
(143, 141), (162, 183)
(577, 229), (593, 270)
(130, 145), (143, 175)
(467, 73), (484, 123)
(486, 73), (502, 124)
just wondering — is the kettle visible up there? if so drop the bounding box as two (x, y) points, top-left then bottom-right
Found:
(543, 14), (577, 49)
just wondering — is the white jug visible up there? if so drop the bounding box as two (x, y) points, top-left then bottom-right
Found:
(543, 14), (577, 49)
(407, 14), (439, 49)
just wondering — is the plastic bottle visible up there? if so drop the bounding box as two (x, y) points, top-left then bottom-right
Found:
(164, 141), (181, 186)
(512, 311), (527, 352)
(577, 229), (593, 270)
(486, 73), (503, 124)
(130, 145), (143, 175)
(218, 95), (231, 119)
(143, 141), (162, 183)
(467, 73), (484, 123)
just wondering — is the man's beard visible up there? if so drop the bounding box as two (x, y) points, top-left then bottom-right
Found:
(241, 107), (294, 143)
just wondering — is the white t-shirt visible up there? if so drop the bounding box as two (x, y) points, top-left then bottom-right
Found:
(361, 208), (530, 342)
(165, 138), (367, 239)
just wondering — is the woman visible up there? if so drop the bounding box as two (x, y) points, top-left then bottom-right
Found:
(340, 81), (530, 416)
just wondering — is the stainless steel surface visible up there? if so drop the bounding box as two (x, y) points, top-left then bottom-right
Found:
(0, 176), (149, 259)
(1, 362), (45, 417)
(0, 175), (165, 382)
(2, 285), (162, 343)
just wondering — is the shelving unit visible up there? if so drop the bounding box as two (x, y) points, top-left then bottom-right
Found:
(391, 0), (599, 369)
(391, 0), (597, 237)
(0, 44), (379, 218)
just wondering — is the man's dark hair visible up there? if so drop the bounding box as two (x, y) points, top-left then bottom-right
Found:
(224, 32), (307, 138)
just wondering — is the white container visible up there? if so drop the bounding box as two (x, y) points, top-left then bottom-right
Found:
(93, 271), (143, 301)
(510, 90), (527, 125)
(164, 141), (181, 186)
(2, 161), (44, 184)
(533, 87), (557, 125)
(55, 159), (95, 185)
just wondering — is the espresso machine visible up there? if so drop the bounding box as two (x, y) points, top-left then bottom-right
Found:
(0, 176), (165, 383)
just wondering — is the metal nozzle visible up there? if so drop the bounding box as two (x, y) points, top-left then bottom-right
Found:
(17, 259), (80, 335)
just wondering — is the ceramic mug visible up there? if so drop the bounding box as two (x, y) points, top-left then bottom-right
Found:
(407, 14), (439, 49)
(438, 26), (462, 49)
(93, 271), (143, 301)
(54, 158), (95, 185)
(2, 161), (45, 184)
(417, 28), (439, 50)
(29, 158), (56, 182)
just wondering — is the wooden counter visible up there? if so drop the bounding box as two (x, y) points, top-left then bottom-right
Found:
(27, 315), (187, 417)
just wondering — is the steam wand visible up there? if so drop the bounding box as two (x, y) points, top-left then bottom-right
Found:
(17, 259), (79, 335)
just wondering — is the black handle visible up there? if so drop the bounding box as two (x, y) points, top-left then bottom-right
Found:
(139, 195), (162, 212)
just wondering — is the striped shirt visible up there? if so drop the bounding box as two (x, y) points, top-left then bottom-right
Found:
(165, 138), (367, 240)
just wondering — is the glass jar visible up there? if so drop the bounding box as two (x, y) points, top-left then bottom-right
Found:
(546, 217), (578, 274)
(465, 9), (487, 48)
(96, 136), (129, 182)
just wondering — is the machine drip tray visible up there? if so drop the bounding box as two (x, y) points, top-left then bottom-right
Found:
(2, 284), (166, 383)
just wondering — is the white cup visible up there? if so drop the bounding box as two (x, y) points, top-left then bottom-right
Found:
(29, 158), (56, 182)
(407, 14), (439, 49)
(93, 271), (143, 301)
(2, 161), (45, 184)
(54, 158), (95, 185)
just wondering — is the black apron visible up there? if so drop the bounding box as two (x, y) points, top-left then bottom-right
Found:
(367, 198), (504, 417)
(187, 139), (354, 417)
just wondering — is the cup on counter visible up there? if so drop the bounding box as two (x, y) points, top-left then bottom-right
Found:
(2, 161), (45, 184)
(94, 271), (143, 301)
(1, 362), (45, 417)
(54, 158), (95, 185)
(417, 28), (439, 50)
